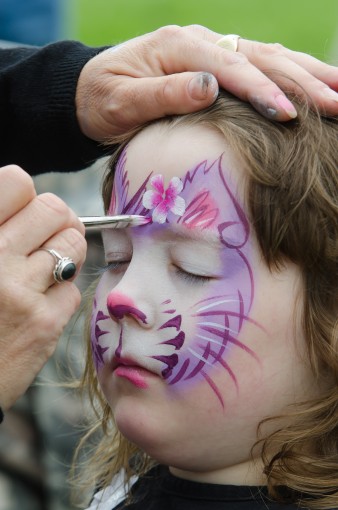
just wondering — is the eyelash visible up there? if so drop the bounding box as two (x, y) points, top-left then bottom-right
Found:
(98, 261), (130, 274)
(99, 261), (213, 285)
(174, 266), (212, 285)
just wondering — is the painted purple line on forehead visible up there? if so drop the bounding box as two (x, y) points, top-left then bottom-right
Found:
(109, 147), (152, 215)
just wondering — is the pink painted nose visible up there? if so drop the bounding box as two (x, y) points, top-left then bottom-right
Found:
(107, 291), (147, 324)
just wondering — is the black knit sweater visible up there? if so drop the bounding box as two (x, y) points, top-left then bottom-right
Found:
(0, 41), (109, 174)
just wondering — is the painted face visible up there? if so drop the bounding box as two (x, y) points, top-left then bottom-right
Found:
(91, 124), (313, 480)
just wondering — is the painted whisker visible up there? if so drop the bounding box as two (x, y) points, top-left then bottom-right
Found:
(184, 343), (212, 380)
(227, 335), (260, 363)
(201, 370), (224, 408)
(187, 347), (215, 367)
(224, 311), (266, 332)
(168, 359), (190, 385)
(196, 334), (230, 348)
(197, 321), (238, 335)
(194, 298), (240, 313)
(208, 349), (239, 392)
(192, 294), (236, 308)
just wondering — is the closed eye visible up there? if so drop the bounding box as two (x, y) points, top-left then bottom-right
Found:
(174, 265), (213, 285)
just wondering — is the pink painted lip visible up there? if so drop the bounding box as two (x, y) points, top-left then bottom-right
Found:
(112, 356), (156, 389)
(114, 365), (150, 388)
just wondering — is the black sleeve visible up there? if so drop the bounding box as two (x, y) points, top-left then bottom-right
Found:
(0, 41), (111, 175)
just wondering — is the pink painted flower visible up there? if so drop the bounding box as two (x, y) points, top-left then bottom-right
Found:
(142, 174), (186, 224)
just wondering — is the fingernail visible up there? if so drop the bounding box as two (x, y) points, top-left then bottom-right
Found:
(188, 72), (218, 101)
(275, 94), (297, 119)
(251, 97), (278, 119)
(322, 87), (338, 102)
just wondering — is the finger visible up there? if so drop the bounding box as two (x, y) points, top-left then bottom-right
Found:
(42, 280), (82, 338)
(181, 26), (338, 91)
(28, 227), (87, 290)
(0, 165), (36, 224)
(238, 40), (338, 115)
(143, 26), (338, 118)
(107, 72), (219, 131)
(239, 39), (338, 90)
(114, 27), (298, 121)
(0, 192), (85, 255)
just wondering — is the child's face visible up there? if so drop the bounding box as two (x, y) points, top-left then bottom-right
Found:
(91, 123), (315, 482)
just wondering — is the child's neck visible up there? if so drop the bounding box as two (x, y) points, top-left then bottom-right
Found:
(169, 458), (266, 486)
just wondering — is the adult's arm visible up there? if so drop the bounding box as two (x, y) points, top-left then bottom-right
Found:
(0, 41), (108, 174)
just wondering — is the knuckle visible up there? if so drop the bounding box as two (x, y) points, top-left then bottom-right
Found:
(36, 193), (70, 220)
(60, 227), (87, 260)
(35, 287), (80, 334)
(1, 164), (29, 181)
(258, 42), (286, 57)
(2, 281), (30, 313)
(185, 24), (213, 38)
(106, 82), (139, 131)
(154, 78), (170, 107)
(155, 25), (181, 40)
(227, 52), (249, 66)
(0, 164), (35, 195)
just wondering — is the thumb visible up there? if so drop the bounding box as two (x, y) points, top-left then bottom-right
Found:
(116, 71), (219, 129)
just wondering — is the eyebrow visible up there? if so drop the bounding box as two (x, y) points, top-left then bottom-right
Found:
(167, 224), (221, 247)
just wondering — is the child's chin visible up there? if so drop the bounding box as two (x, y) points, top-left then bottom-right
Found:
(113, 399), (180, 461)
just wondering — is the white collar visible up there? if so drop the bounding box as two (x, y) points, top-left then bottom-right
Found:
(85, 471), (138, 510)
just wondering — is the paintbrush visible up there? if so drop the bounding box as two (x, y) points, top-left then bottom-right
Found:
(79, 215), (150, 230)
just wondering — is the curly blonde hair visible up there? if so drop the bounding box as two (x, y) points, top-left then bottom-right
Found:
(71, 91), (338, 508)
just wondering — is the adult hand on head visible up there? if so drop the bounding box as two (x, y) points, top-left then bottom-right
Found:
(0, 165), (86, 411)
(76, 24), (338, 142)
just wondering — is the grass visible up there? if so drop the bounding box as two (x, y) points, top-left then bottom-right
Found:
(70, 0), (338, 61)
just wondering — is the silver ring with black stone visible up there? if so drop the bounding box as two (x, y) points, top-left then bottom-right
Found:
(43, 248), (76, 283)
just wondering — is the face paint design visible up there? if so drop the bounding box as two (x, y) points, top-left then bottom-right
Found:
(142, 174), (186, 223)
(91, 148), (260, 407)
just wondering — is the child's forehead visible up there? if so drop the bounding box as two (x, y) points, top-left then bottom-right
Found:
(120, 122), (237, 193)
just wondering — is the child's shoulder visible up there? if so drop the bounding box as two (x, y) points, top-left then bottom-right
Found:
(111, 465), (320, 510)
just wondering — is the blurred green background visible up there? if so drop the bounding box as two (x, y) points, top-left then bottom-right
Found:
(70, 0), (338, 62)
